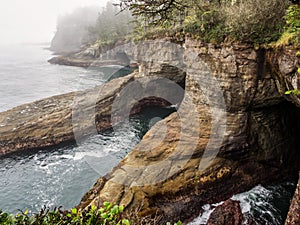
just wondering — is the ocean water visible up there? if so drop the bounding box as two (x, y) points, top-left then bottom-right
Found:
(0, 44), (107, 112)
(0, 44), (173, 213)
(0, 44), (296, 225)
(188, 182), (296, 225)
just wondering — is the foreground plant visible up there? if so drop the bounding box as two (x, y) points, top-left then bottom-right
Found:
(0, 202), (130, 225)
(0, 203), (182, 225)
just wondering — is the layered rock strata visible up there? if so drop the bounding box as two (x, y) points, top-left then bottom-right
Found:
(0, 74), (132, 156)
(77, 39), (300, 223)
(0, 73), (184, 156)
(1, 39), (300, 224)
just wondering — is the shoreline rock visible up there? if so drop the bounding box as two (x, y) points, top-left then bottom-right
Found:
(0, 74), (133, 156)
(206, 199), (243, 225)
(48, 56), (128, 68)
(285, 173), (300, 225)
(0, 71), (185, 156)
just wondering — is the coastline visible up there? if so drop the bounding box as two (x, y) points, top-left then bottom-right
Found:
(1, 39), (299, 224)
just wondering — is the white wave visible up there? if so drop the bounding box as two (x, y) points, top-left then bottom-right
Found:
(188, 202), (223, 225)
(74, 151), (105, 160)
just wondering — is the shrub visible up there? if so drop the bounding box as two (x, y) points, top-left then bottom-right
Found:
(285, 5), (300, 33)
(223, 0), (291, 43)
(273, 4), (300, 47)
(0, 203), (182, 225)
(183, 5), (227, 43)
(0, 203), (130, 225)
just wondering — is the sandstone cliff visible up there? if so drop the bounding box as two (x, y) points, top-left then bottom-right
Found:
(1, 38), (300, 224)
(75, 39), (300, 223)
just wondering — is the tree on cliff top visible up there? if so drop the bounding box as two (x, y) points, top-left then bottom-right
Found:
(88, 1), (133, 44)
(116, 0), (293, 44)
(117, 0), (189, 25)
(116, 0), (250, 25)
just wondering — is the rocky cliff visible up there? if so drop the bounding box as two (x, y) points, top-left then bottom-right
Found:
(285, 173), (300, 225)
(1, 38), (299, 224)
(76, 39), (300, 223)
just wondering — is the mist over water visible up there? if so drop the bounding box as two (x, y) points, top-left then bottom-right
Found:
(0, 0), (106, 44)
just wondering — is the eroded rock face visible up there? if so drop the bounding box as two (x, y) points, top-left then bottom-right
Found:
(77, 40), (300, 224)
(285, 174), (300, 225)
(49, 39), (187, 86)
(267, 46), (300, 107)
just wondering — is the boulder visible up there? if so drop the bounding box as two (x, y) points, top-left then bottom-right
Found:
(206, 199), (243, 225)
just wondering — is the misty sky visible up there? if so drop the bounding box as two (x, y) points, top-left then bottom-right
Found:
(0, 0), (108, 44)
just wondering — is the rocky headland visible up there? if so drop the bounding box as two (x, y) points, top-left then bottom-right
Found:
(1, 38), (300, 224)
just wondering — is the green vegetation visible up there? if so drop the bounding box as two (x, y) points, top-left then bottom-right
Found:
(275, 4), (300, 46)
(0, 203), (182, 225)
(50, 6), (101, 52)
(0, 203), (130, 225)
(118, 0), (298, 44)
(285, 5), (300, 33)
(284, 50), (300, 96)
(88, 1), (133, 45)
(223, 0), (289, 43)
(285, 89), (300, 95)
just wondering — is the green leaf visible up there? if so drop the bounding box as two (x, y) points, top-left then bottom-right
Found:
(119, 205), (124, 213)
(91, 205), (97, 211)
(71, 208), (77, 214)
(104, 202), (111, 209)
(122, 219), (131, 225)
(111, 205), (119, 215)
(1, 212), (8, 218)
(101, 212), (108, 219)
(99, 208), (105, 213)
(297, 68), (300, 74)
(285, 90), (292, 95)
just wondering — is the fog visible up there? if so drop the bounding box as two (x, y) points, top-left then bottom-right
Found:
(0, 0), (108, 45)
